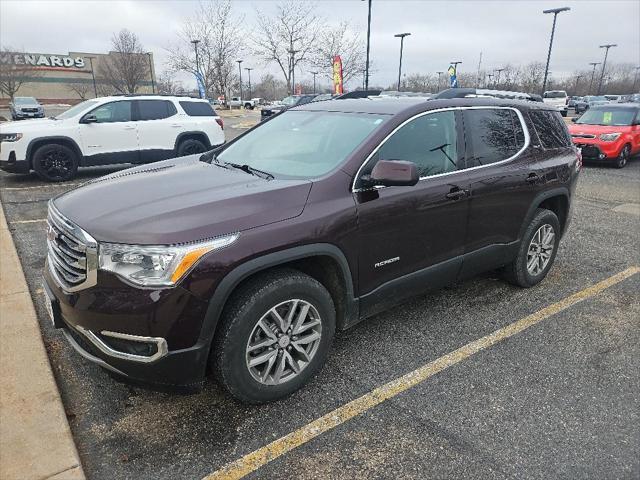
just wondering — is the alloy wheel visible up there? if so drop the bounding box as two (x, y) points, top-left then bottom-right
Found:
(245, 299), (322, 385)
(527, 224), (555, 276)
(40, 148), (73, 179)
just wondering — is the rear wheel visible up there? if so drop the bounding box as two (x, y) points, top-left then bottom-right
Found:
(503, 208), (560, 288)
(177, 138), (206, 157)
(212, 269), (336, 404)
(614, 144), (630, 169)
(561, 110), (568, 117)
(32, 143), (78, 182)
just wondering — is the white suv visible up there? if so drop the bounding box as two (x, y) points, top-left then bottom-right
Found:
(542, 90), (569, 117)
(0, 95), (225, 181)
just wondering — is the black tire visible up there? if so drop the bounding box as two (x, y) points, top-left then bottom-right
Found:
(561, 110), (568, 117)
(614, 144), (630, 169)
(177, 138), (207, 157)
(503, 208), (561, 288)
(244, 103), (254, 110)
(212, 268), (336, 404)
(32, 143), (78, 182)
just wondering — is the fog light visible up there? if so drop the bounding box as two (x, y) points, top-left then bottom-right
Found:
(599, 153), (606, 159)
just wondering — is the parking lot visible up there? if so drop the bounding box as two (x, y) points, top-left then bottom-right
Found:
(1, 112), (639, 479)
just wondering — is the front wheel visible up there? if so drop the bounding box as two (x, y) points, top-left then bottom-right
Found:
(561, 110), (568, 117)
(176, 138), (206, 157)
(32, 143), (79, 182)
(503, 208), (561, 288)
(212, 269), (336, 404)
(615, 145), (630, 169)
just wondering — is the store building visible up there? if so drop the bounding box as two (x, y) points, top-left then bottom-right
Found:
(0, 50), (156, 104)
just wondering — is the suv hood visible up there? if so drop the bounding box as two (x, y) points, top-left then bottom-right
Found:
(569, 123), (632, 135)
(0, 118), (64, 132)
(54, 156), (312, 244)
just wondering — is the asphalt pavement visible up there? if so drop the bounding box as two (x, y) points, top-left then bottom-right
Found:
(0, 116), (638, 479)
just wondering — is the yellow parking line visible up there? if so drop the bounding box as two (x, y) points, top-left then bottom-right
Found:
(204, 266), (640, 480)
(10, 218), (46, 224)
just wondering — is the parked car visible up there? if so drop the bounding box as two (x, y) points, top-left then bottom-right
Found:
(9, 96), (45, 120)
(0, 95), (224, 181)
(228, 97), (259, 109)
(574, 95), (608, 114)
(43, 96), (580, 403)
(604, 95), (621, 102)
(569, 103), (640, 168)
(543, 90), (568, 116)
(568, 96), (583, 108)
(260, 94), (318, 121)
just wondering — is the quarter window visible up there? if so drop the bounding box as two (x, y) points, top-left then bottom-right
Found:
(179, 101), (216, 117)
(367, 110), (459, 179)
(529, 110), (571, 149)
(137, 100), (176, 121)
(463, 109), (524, 167)
(89, 101), (132, 123)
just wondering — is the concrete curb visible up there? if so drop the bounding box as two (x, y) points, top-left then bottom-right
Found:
(0, 201), (85, 480)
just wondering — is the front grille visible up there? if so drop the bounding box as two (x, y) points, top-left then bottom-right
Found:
(21, 108), (38, 113)
(47, 202), (98, 292)
(571, 133), (596, 139)
(577, 145), (601, 158)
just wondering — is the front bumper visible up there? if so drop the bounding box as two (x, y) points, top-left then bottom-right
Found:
(43, 263), (212, 388)
(12, 111), (44, 119)
(572, 139), (623, 160)
(0, 154), (30, 174)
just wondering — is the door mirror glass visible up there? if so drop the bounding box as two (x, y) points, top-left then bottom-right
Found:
(81, 114), (98, 124)
(368, 160), (419, 187)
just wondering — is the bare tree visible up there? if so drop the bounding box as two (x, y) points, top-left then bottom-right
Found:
(253, 1), (323, 94)
(157, 71), (185, 95)
(166, 0), (244, 100)
(98, 29), (150, 94)
(309, 22), (366, 87)
(0, 47), (42, 99)
(67, 82), (93, 100)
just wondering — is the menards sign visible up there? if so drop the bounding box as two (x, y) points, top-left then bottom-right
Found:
(0, 52), (86, 69)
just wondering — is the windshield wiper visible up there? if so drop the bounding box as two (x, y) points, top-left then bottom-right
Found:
(225, 162), (274, 180)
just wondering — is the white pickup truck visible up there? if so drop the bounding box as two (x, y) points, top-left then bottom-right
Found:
(228, 97), (263, 109)
(543, 90), (569, 117)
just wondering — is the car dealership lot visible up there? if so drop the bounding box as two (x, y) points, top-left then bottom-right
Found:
(0, 130), (638, 480)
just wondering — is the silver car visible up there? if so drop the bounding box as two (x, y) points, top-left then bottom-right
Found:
(9, 96), (45, 120)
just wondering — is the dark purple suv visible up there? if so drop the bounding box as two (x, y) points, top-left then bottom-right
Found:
(43, 97), (580, 403)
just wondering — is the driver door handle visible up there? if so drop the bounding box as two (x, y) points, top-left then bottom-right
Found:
(445, 187), (468, 200)
(526, 173), (540, 184)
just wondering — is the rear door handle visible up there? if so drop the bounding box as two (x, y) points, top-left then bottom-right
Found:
(445, 187), (468, 200)
(526, 173), (540, 184)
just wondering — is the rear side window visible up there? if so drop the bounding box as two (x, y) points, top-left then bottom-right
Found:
(529, 110), (571, 149)
(137, 100), (176, 121)
(463, 108), (524, 167)
(180, 101), (216, 116)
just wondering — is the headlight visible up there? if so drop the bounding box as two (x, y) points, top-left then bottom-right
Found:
(0, 133), (23, 142)
(98, 233), (239, 287)
(599, 133), (621, 141)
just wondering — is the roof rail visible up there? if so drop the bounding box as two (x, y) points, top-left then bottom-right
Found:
(433, 88), (543, 103)
(112, 93), (202, 99)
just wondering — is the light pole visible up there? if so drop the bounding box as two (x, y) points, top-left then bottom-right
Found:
(394, 32), (411, 91)
(541, 7), (570, 95)
(236, 60), (243, 102)
(244, 67), (253, 99)
(191, 39), (202, 97)
(573, 74), (583, 95)
(363, 0), (372, 90)
(495, 67), (505, 87)
(287, 49), (299, 95)
(588, 62), (601, 93)
(487, 73), (494, 88)
(147, 52), (155, 94)
(87, 56), (97, 98)
(310, 71), (318, 94)
(597, 44), (617, 95)
(436, 71), (444, 91)
(450, 61), (462, 87)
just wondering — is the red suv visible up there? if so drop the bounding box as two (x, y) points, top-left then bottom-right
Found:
(569, 103), (640, 168)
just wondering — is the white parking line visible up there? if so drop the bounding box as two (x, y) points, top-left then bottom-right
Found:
(10, 218), (46, 224)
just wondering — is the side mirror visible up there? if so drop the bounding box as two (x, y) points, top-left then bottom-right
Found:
(81, 114), (97, 124)
(368, 160), (419, 187)
(571, 117), (578, 123)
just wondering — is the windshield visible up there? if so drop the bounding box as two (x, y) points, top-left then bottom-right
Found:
(576, 108), (637, 126)
(14, 97), (37, 105)
(585, 96), (606, 103)
(544, 91), (566, 98)
(55, 100), (99, 119)
(280, 96), (298, 106)
(217, 111), (387, 178)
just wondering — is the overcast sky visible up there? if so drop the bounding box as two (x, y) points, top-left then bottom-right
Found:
(1, 0), (638, 89)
